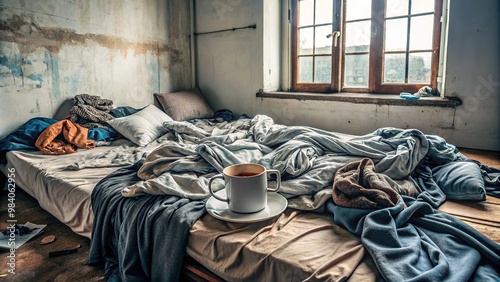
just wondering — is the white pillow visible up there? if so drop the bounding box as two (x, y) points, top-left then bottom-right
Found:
(107, 104), (173, 146)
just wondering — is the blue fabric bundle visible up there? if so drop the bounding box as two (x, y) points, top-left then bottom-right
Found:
(327, 195), (500, 281)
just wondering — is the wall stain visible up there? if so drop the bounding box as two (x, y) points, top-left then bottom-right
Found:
(0, 54), (25, 77)
(0, 14), (183, 65)
(29, 99), (41, 114)
(26, 73), (43, 87)
(44, 52), (61, 102)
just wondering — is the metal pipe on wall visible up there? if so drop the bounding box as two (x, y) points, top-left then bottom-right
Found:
(190, 0), (196, 88)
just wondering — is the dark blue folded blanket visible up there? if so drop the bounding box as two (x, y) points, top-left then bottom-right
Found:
(87, 161), (206, 281)
(327, 196), (500, 282)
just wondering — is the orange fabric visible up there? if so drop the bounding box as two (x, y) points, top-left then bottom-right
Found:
(35, 120), (96, 155)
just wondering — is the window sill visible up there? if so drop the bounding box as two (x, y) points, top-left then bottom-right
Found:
(256, 91), (460, 108)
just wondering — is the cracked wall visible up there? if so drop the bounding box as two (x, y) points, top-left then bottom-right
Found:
(0, 0), (192, 137)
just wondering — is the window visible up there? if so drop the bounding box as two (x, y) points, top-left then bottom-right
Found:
(292, 0), (443, 94)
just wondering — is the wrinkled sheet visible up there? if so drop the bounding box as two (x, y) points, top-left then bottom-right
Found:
(187, 209), (383, 282)
(106, 115), (466, 211)
(87, 162), (206, 281)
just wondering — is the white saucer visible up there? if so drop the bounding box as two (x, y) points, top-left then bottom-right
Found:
(206, 190), (288, 223)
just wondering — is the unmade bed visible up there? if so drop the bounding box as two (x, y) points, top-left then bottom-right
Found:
(1, 111), (500, 281)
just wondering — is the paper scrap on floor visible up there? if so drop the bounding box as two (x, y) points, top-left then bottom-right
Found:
(0, 222), (46, 249)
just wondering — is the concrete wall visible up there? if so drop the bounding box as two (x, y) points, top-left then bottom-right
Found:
(0, 0), (192, 138)
(194, 0), (500, 150)
(443, 0), (500, 150)
(194, 0), (263, 117)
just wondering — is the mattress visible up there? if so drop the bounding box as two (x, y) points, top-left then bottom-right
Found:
(1, 141), (132, 238)
(2, 145), (381, 281)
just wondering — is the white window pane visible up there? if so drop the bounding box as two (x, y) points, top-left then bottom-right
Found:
(411, 0), (434, 14)
(384, 53), (406, 83)
(299, 0), (314, 26)
(314, 56), (332, 83)
(315, 0), (333, 25)
(386, 0), (409, 17)
(345, 21), (371, 53)
(299, 57), (313, 82)
(385, 18), (408, 51)
(315, 25), (333, 54)
(409, 15), (434, 51)
(408, 52), (432, 83)
(299, 27), (314, 55)
(346, 0), (371, 21)
(344, 54), (369, 88)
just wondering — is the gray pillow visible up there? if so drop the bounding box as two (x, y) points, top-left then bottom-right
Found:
(432, 161), (486, 201)
(154, 88), (214, 121)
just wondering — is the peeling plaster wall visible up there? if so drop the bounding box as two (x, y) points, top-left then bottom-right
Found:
(195, 0), (499, 150)
(0, 0), (192, 138)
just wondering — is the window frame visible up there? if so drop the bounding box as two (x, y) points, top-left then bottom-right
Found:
(291, 0), (443, 94)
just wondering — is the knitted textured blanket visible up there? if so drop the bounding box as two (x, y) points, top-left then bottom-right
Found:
(69, 94), (114, 129)
(332, 158), (403, 209)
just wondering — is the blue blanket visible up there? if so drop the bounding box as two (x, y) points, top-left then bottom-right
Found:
(479, 162), (500, 197)
(86, 161), (206, 281)
(327, 195), (500, 281)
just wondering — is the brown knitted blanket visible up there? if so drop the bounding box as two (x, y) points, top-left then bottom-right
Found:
(332, 158), (402, 209)
(69, 94), (114, 129)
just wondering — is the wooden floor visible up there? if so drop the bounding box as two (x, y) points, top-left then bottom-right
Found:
(0, 148), (498, 281)
(0, 188), (105, 282)
(459, 148), (500, 168)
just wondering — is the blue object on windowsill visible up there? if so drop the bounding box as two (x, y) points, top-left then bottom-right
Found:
(400, 92), (420, 100)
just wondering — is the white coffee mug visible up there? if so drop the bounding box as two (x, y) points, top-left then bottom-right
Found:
(208, 163), (281, 213)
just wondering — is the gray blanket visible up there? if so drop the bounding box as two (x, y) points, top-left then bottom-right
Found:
(70, 115), (465, 211)
(117, 115), (463, 211)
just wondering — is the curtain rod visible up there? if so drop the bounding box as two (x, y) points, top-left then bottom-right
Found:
(194, 24), (256, 36)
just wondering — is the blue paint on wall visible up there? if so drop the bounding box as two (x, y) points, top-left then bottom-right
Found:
(63, 72), (81, 95)
(147, 59), (160, 93)
(44, 52), (61, 101)
(69, 73), (80, 95)
(0, 54), (24, 77)
(0, 54), (42, 87)
(27, 73), (43, 88)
